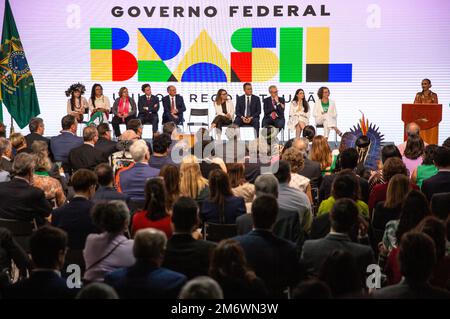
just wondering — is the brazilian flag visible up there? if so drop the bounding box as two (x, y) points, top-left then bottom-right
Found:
(0, 0), (40, 128)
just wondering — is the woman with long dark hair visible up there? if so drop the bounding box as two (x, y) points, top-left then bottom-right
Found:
(88, 83), (111, 126)
(411, 144), (438, 188)
(200, 169), (245, 224)
(402, 134), (424, 177)
(159, 164), (180, 211)
(209, 239), (267, 299)
(211, 89), (234, 132)
(288, 88), (311, 139)
(131, 178), (172, 238)
(66, 83), (88, 123)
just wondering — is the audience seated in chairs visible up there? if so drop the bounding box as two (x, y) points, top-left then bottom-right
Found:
(10, 133), (29, 155)
(179, 276), (223, 299)
(25, 117), (51, 156)
(104, 228), (187, 299)
(368, 144), (402, 193)
(234, 194), (303, 298)
(227, 163), (255, 213)
(292, 137), (322, 189)
(159, 164), (180, 211)
(0, 153), (52, 225)
(51, 169), (98, 250)
(83, 201), (134, 283)
(2, 226), (77, 299)
(94, 123), (118, 160)
(209, 239), (268, 299)
(179, 155), (209, 206)
(68, 126), (108, 172)
(421, 146), (450, 201)
(131, 178), (172, 238)
(0, 137), (13, 174)
(163, 197), (216, 279)
(148, 133), (176, 170)
(281, 147), (313, 203)
(92, 163), (130, 204)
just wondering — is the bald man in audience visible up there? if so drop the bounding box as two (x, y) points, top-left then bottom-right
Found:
(397, 122), (428, 156)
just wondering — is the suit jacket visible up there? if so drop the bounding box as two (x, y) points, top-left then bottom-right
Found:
(112, 97), (137, 117)
(162, 233), (216, 279)
(68, 143), (108, 172)
(94, 137), (118, 159)
(233, 229), (303, 298)
(104, 261), (187, 299)
(235, 94), (261, 120)
(116, 163), (160, 201)
(162, 94), (186, 123)
(50, 131), (83, 164)
(263, 96), (285, 121)
(0, 157), (13, 173)
(200, 195), (246, 224)
(92, 186), (130, 204)
(25, 133), (51, 156)
(51, 197), (97, 250)
(137, 94), (159, 116)
(421, 171), (450, 202)
(0, 178), (52, 225)
(298, 157), (322, 189)
(373, 279), (450, 299)
(319, 174), (369, 203)
(301, 233), (374, 277)
(2, 270), (77, 299)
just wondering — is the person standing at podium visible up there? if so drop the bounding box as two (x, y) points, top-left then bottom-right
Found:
(414, 79), (438, 104)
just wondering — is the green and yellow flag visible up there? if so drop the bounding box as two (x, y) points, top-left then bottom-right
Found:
(0, 0), (40, 128)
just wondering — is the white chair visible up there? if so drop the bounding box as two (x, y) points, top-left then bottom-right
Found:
(142, 125), (153, 139)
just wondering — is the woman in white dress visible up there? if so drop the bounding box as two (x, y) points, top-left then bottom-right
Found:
(288, 88), (311, 139)
(88, 83), (111, 126)
(313, 86), (342, 139)
(211, 89), (234, 131)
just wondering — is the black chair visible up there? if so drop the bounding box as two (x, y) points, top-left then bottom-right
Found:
(187, 108), (209, 133)
(203, 222), (237, 243)
(430, 192), (450, 220)
(0, 218), (35, 252)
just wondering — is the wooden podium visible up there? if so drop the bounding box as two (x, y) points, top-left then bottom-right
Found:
(401, 104), (442, 145)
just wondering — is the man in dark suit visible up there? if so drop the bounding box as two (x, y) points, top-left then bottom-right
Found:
(319, 148), (369, 203)
(234, 82), (261, 137)
(0, 153), (52, 225)
(0, 137), (13, 173)
(301, 198), (374, 277)
(163, 197), (216, 279)
(233, 195), (303, 298)
(51, 169), (98, 250)
(262, 85), (285, 130)
(104, 228), (187, 299)
(162, 85), (186, 126)
(293, 137), (322, 188)
(94, 123), (117, 159)
(374, 232), (450, 299)
(68, 126), (108, 172)
(2, 226), (77, 299)
(25, 117), (51, 157)
(138, 83), (160, 133)
(421, 146), (450, 201)
(50, 115), (83, 173)
(93, 163), (129, 204)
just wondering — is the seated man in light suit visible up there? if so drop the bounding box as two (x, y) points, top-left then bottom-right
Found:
(234, 82), (261, 137)
(162, 85), (186, 126)
(137, 84), (159, 133)
(262, 85), (285, 130)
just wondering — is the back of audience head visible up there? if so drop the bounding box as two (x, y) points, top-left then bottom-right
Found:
(133, 228), (167, 266)
(415, 216), (446, 260)
(127, 118), (143, 135)
(76, 283), (119, 299)
(12, 152), (35, 178)
(251, 194), (278, 230)
(172, 196), (199, 233)
(433, 146), (450, 168)
(95, 163), (114, 187)
(0, 137), (11, 160)
(160, 164), (180, 206)
(339, 148), (358, 170)
(382, 157), (407, 182)
(61, 114), (77, 131)
(83, 126), (98, 143)
(396, 190), (430, 242)
(29, 117), (45, 135)
(292, 137), (308, 154)
(226, 163), (246, 188)
(302, 125), (316, 142)
(404, 134), (424, 160)
(254, 174), (279, 198)
(70, 168), (97, 197)
(10, 132), (26, 150)
(310, 135), (332, 169)
(153, 133), (171, 155)
(318, 250), (362, 298)
(384, 174), (411, 209)
(32, 141), (52, 172)
(129, 139), (149, 163)
(398, 231), (436, 284)
(274, 160), (291, 184)
(443, 137), (450, 149)
(381, 144), (402, 164)
(97, 123), (112, 139)
(179, 276), (223, 299)
(292, 279), (332, 299)
(163, 121), (177, 136)
(30, 225), (67, 270)
(406, 122), (420, 136)
(144, 177), (168, 221)
(331, 170), (359, 201)
(430, 193), (450, 221)
(422, 144), (438, 165)
(329, 198), (359, 234)
(281, 147), (304, 172)
(92, 200), (129, 234)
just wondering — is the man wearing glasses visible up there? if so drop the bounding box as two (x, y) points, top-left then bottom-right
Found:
(262, 85), (285, 130)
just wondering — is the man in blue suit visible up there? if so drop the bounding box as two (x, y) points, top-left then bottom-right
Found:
(50, 115), (83, 173)
(234, 82), (261, 137)
(262, 85), (285, 130)
(162, 85), (186, 126)
(233, 194), (303, 298)
(104, 228), (187, 299)
(137, 84), (160, 133)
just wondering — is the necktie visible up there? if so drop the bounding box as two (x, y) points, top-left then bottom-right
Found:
(246, 96), (251, 117)
(271, 99), (277, 120)
(171, 97), (175, 113)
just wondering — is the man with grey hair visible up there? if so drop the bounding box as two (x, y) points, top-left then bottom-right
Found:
(105, 228), (187, 299)
(68, 126), (108, 171)
(262, 85), (285, 130)
(116, 139), (159, 201)
(293, 137), (322, 188)
(0, 153), (52, 225)
(0, 137), (13, 173)
(25, 117), (51, 155)
(162, 85), (186, 126)
(397, 121), (428, 156)
(179, 276), (223, 299)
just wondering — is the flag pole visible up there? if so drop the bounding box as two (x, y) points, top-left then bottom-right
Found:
(9, 116), (14, 135)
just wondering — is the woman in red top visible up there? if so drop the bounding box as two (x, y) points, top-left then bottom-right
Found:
(131, 178), (173, 238)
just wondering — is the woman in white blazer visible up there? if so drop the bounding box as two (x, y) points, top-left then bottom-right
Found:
(288, 88), (311, 139)
(313, 86), (342, 138)
(211, 89), (235, 130)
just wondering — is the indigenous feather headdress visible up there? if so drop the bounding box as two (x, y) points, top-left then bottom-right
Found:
(65, 83), (86, 97)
